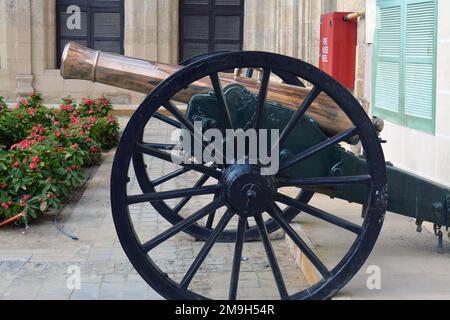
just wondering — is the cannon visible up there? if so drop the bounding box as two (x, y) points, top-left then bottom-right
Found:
(61, 42), (450, 300)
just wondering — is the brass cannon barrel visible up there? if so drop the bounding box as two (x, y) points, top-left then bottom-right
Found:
(61, 42), (362, 137)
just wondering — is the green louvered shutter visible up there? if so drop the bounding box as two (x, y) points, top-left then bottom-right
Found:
(373, 1), (402, 122)
(403, 0), (437, 132)
(373, 0), (437, 134)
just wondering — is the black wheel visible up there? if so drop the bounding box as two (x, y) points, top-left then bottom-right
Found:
(111, 52), (387, 300)
(131, 53), (309, 242)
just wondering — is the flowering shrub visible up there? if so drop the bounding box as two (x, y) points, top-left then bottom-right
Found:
(90, 115), (120, 150)
(59, 97), (119, 151)
(5, 94), (56, 146)
(0, 94), (120, 224)
(0, 136), (86, 220)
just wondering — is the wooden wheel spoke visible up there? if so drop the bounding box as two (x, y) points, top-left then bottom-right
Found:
(268, 204), (331, 279)
(279, 127), (358, 172)
(229, 216), (247, 300)
(180, 210), (234, 289)
(275, 86), (321, 151)
(210, 73), (234, 129)
(254, 68), (271, 130)
(153, 110), (183, 129)
(254, 214), (289, 300)
(163, 101), (196, 133)
(141, 143), (178, 151)
(152, 168), (191, 187)
(164, 101), (225, 162)
(141, 200), (225, 253)
(205, 192), (221, 229)
(128, 185), (222, 205)
(205, 212), (216, 229)
(135, 144), (222, 180)
(174, 173), (211, 214)
(275, 193), (362, 235)
(277, 175), (372, 188)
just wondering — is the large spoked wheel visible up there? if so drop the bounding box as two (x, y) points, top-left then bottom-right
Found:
(111, 52), (387, 300)
(131, 53), (310, 242)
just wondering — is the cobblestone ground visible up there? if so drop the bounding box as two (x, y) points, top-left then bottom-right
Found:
(0, 117), (307, 300)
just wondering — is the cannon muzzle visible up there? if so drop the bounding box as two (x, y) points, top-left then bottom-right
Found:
(61, 41), (182, 95)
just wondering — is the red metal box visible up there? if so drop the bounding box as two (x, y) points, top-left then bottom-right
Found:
(319, 12), (358, 90)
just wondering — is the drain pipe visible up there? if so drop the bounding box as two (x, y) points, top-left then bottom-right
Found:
(344, 10), (366, 22)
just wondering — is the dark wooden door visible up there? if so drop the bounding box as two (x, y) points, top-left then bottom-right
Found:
(179, 0), (244, 62)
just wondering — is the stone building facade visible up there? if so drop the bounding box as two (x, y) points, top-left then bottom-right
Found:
(0, 0), (448, 185)
(0, 0), (365, 105)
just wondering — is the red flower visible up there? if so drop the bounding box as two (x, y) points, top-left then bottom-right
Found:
(37, 135), (47, 142)
(13, 161), (20, 168)
(0, 183), (7, 189)
(21, 195), (30, 206)
(82, 98), (95, 106)
(26, 108), (36, 116)
(70, 144), (79, 149)
(55, 130), (61, 137)
(66, 167), (73, 173)
(98, 97), (110, 106)
(90, 146), (97, 153)
(1, 203), (9, 210)
(39, 126), (45, 134)
(29, 163), (38, 170)
(31, 156), (41, 163)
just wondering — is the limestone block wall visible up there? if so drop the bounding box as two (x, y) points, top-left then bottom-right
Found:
(0, 0), (179, 104)
(243, 0), (366, 98)
(244, 0), (323, 66)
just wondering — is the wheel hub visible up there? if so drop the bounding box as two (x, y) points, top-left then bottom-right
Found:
(222, 165), (275, 217)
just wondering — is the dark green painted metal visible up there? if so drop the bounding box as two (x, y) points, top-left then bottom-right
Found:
(187, 84), (340, 180)
(186, 84), (450, 228)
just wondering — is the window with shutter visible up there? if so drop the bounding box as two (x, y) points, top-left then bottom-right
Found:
(56, 0), (124, 68)
(373, 0), (437, 134)
(179, 0), (244, 62)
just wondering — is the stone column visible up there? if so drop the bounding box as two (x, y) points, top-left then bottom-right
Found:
(244, 0), (325, 66)
(125, 0), (179, 64)
(0, 0), (34, 98)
